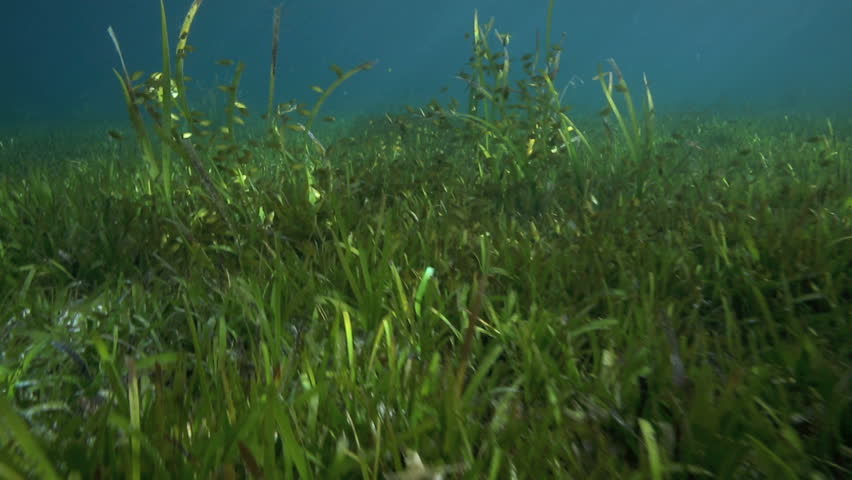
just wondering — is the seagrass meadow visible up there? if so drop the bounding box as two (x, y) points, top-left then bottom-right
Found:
(1, 0), (850, 478)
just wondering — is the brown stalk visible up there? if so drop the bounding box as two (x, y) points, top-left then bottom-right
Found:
(453, 274), (489, 402)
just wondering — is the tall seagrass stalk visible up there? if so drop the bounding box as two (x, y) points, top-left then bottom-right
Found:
(222, 62), (246, 144)
(107, 26), (158, 192)
(642, 72), (656, 155)
(468, 10), (489, 119)
(544, 0), (555, 63)
(112, 0), (373, 216)
(158, 0), (174, 207)
(264, 3), (374, 160)
(267, 5), (282, 131)
(596, 58), (656, 166)
(108, 0), (205, 207)
(303, 61), (377, 134)
(265, 5), (293, 159)
(174, 0), (204, 118)
(453, 0), (591, 180)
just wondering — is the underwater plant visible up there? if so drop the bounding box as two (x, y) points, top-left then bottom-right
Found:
(108, 0), (374, 217)
(438, 0), (655, 189)
(0, 1), (848, 479)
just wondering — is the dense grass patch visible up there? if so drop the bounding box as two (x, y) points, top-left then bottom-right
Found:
(1, 1), (850, 478)
(2, 109), (849, 479)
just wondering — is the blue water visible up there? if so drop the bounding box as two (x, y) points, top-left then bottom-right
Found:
(2, 0), (851, 129)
